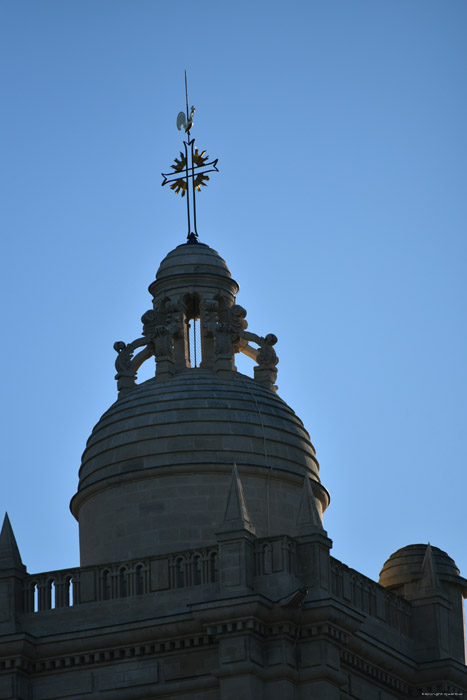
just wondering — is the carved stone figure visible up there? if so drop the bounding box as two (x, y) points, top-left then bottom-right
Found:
(113, 341), (134, 378)
(154, 325), (173, 358)
(228, 304), (248, 336)
(256, 333), (279, 368)
(141, 310), (157, 339)
(201, 299), (219, 337)
(165, 300), (184, 339)
(214, 323), (232, 355)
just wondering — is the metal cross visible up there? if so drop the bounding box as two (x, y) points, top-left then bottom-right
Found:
(161, 72), (219, 241)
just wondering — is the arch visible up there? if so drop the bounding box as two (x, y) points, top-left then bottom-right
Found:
(209, 552), (218, 583)
(135, 563), (145, 595)
(193, 554), (202, 586)
(101, 569), (111, 601)
(66, 575), (74, 606)
(119, 567), (128, 597)
(50, 580), (56, 609)
(176, 558), (185, 588)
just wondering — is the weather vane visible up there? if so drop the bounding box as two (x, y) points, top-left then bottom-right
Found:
(161, 71), (219, 242)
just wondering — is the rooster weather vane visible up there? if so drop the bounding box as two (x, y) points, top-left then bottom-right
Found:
(161, 72), (219, 242)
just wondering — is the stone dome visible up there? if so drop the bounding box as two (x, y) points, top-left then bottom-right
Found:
(76, 370), (322, 491)
(71, 370), (329, 566)
(379, 544), (460, 590)
(155, 241), (232, 281)
(72, 240), (329, 567)
(149, 241), (238, 305)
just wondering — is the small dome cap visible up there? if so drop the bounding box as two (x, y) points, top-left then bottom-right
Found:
(379, 543), (463, 590)
(155, 241), (232, 281)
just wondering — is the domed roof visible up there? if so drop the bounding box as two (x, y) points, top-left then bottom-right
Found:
(149, 240), (238, 305)
(379, 544), (460, 589)
(73, 239), (329, 565)
(74, 369), (325, 502)
(155, 241), (232, 281)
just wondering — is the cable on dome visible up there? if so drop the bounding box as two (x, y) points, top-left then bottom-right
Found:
(235, 374), (274, 537)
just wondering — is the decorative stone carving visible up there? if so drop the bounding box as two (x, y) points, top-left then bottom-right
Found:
(114, 341), (134, 377)
(113, 338), (154, 398)
(214, 323), (233, 355)
(201, 299), (219, 337)
(228, 304), (248, 336)
(153, 325), (173, 359)
(256, 333), (279, 369)
(141, 309), (157, 339)
(165, 299), (184, 339)
(228, 304), (248, 352)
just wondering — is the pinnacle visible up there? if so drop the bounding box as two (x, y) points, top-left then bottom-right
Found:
(0, 513), (25, 571)
(296, 477), (324, 535)
(418, 542), (439, 591)
(219, 464), (255, 534)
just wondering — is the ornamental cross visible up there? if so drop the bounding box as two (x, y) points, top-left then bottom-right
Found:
(161, 72), (219, 241)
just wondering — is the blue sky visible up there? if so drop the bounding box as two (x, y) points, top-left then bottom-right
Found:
(1, 0), (466, 583)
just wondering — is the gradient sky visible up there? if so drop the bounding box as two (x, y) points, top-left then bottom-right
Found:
(1, 1), (466, 584)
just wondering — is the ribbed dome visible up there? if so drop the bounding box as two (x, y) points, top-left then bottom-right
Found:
(379, 544), (460, 589)
(76, 370), (322, 494)
(155, 241), (232, 281)
(71, 370), (329, 565)
(149, 240), (238, 306)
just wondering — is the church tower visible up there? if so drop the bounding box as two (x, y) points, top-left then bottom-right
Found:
(0, 90), (466, 699)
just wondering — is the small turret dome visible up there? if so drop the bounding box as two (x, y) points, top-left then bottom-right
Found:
(379, 544), (460, 590)
(155, 241), (232, 281)
(149, 240), (238, 306)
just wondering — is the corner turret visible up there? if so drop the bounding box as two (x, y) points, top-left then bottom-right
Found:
(379, 544), (467, 664)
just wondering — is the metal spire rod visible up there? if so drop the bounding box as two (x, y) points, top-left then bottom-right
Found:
(161, 73), (219, 242)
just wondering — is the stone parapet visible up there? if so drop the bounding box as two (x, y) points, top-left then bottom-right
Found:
(22, 545), (219, 613)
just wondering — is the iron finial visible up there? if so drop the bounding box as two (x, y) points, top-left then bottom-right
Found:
(161, 71), (219, 241)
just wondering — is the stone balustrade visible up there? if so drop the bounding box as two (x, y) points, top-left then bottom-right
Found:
(23, 546), (219, 613)
(330, 556), (412, 636)
(22, 541), (411, 642)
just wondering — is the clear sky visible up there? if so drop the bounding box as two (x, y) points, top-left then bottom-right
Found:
(1, 1), (466, 583)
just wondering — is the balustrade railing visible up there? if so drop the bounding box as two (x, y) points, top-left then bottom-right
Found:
(23, 546), (219, 613)
(330, 557), (411, 637)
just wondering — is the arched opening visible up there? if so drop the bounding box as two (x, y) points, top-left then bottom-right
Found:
(66, 576), (74, 606)
(102, 569), (111, 600)
(209, 552), (218, 583)
(119, 567), (128, 597)
(193, 555), (202, 585)
(135, 564), (145, 595)
(33, 583), (39, 612)
(185, 294), (202, 368)
(176, 558), (185, 588)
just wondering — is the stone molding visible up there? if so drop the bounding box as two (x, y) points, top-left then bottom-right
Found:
(340, 649), (410, 694)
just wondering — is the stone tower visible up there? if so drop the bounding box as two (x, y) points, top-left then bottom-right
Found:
(0, 238), (466, 699)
